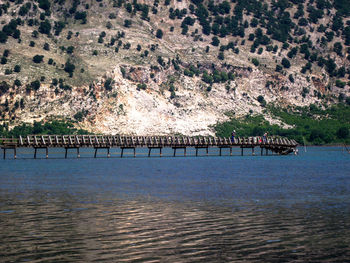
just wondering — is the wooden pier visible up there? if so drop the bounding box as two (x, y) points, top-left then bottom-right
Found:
(0, 135), (298, 159)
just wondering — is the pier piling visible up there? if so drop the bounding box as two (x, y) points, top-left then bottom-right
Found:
(94, 148), (98, 158)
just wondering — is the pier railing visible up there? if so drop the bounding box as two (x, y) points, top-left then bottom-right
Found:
(0, 135), (298, 159)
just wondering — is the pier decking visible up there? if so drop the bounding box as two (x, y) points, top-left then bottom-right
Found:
(0, 135), (298, 159)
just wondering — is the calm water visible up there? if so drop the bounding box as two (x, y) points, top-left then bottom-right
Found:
(0, 147), (349, 262)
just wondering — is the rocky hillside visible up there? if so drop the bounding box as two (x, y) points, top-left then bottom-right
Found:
(0, 0), (349, 135)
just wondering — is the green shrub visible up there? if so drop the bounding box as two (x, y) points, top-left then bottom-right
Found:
(184, 69), (194, 77)
(252, 58), (259, 66)
(109, 13), (116, 19)
(104, 78), (115, 91)
(137, 83), (147, 90)
(275, 65), (282, 72)
(335, 79), (346, 88)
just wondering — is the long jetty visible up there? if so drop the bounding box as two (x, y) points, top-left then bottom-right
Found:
(0, 135), (298, 159)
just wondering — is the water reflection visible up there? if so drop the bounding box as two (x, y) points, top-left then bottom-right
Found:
(1, 191), (349, 262)
(1, 147), (350, 262)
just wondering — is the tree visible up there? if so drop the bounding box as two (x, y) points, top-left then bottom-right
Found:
(3, 49), (9, 57)
(14, 65), (21, 72)
(64, 60), (75, 77)
(250, 18), (258, 27)
(106, 21), (112, 29)
(14, 79), (21, 87)
(211, 36), (220, 46)
(1, 57), (7, 64)
(289, 74), (294, 83)
(287, 47), (298, 58)
(39, 20), (51, 35)
(126, 3), (132, 13)
(33, 55), (44, 63)
(281, 58), (291, 68)
(0, 81), (10, 95)
(124, 19), (132, 28)
(19, 4), (30, 16)
(43, 43), (50, 51)
(333, 42), (343, 56)
(332, 15), (343, 32)
(66, 46), (74, 54)
(336, 127), (349, 139)
(38, 0), (51, 11)
(75, 11), (87, 21)
(54, 21), (66, 36)
(74, 111), (85, 122)
(181, 25), (188, 35)
(30, 80), (41, 91)
(346, 97), (350, 106)
(32, 30), (39, 38)
(257, 95), (266, 106)
(156, 29), (163, 39)
(109, 13), (116, 19)
(335, 80), (346, 88)
(0, 32), (8, 43)
(298, 18), (308, 26)
(309, 129), (325, 143)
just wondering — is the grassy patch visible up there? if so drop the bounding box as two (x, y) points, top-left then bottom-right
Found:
(0, 120), (89, 137)
(215, 104), (350, 145)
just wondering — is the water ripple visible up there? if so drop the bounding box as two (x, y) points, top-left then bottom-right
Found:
(1, 198), (349, 262)
(1, 147), (350, 262)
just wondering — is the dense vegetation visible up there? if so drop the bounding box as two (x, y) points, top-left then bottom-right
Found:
(215, 104), (350, 145)
(0, 120), (88, 137)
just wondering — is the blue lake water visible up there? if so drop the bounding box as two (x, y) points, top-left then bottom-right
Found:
(0, 147), (349, 262)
